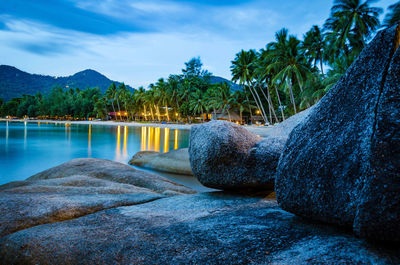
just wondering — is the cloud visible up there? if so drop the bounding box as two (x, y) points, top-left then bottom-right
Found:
(0, 0), (145, 35)
(0, 18), (88, 56)
(3, 0), (392, 90)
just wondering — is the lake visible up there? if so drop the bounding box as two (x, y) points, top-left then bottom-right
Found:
(0, 121), (206, 189)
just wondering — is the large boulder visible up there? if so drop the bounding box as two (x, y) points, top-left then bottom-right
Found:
(189, 109), (311, 190)
(1, 192), (400, 264)
(189, 120), (270, 189)
(276, 25), (400, 241)
(129, 148), (193, 175)
(0, 158), (195, 237)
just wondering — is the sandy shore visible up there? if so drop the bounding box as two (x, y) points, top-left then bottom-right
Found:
(1, 118), (272, 136)
(1, 119), (192, 130)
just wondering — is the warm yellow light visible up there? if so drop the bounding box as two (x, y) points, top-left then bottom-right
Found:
(141, 127), (147, 151)
(164, 128), (169, 153)
(174, 129), (179, 150)
(148, 127), (153, 150)
(175, 113), (178, 116)
(123, 126), (128, 157)
(155, 127), (160, 152)
(115, 126), (121, 160)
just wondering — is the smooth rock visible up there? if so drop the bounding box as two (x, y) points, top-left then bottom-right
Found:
(0, 159), (195, 237)
(248, 107), (312, 139)
(29, 158), (195, 195)
(129, 148), (193, 175)
(276, 25), (400, 241)
(189, 110), (311, 190)
(0, 192), (399, 264)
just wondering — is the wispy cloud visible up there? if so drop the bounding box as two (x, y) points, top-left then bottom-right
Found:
(0, 0), (394, 88)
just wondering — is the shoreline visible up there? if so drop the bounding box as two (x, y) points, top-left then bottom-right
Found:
(0, 118), (272, 136)
(0, 118), (192, 130)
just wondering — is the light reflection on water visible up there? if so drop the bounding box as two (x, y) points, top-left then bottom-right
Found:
(0, 121), (190, 185)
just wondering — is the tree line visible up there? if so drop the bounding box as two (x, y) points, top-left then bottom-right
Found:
(1, 0), (399, 124)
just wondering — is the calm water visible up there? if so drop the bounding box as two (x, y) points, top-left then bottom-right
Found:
(0, 121), (191, 186)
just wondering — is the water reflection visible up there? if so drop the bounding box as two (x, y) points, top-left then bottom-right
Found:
(164, 128), (169, 153)
(24, 121), (27, 149)
(88, 124), (92, 157)
(174, 129), (179, 150)
(115, 126), (121, 161)
(123, 126), (128, 158)
(0, 122), (190, 185)
(64, 123), (71, 145)
(141, 127), (147, 151)
(5, 121), (8, 152)
(155, 127), (160, 152)
(139, 126), (182, 152)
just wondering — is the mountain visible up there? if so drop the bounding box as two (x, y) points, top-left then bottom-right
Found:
(208, 76), (242, 91)
(0, 65), (133, 101)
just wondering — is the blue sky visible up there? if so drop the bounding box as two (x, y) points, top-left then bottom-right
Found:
(0, 0), (395, 88)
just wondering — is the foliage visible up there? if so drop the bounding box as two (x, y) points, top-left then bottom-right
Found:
(383, 2), (400, 28)
(1, 0), (393, 124)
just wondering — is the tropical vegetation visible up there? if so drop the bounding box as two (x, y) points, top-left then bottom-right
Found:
(1, 0), (397, 124)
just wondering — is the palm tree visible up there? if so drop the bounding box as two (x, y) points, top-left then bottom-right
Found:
(266, 28), (312, 113)
(383, 2), (400, 28)
(134, 86), (148, 121)
(118, 83), (130, 121)
(324, 0), (382, 59)
(230, 91), (246, 123)
(189, 89), (208, 122)
(148, 84), (161, 121)
(105, 83), (117, 120)
(321, 55), (354, 93)
(231, 50), (269, 124)
(256, 49), (284, 123)
(94, 97), (108, 119)
(301, 25), (326, 75)
(208, 83), (235, 121)
(155, 78), (171, 122)
(167, 75), (182, 121)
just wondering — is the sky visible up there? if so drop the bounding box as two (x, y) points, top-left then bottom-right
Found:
(0, 0), (395, 88)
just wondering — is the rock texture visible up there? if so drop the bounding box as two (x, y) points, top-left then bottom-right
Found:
(0, 159), (195, 237)
(189, 120), (269, 189)
(189, 110), (311, 190)
(29, 158), (195, 195)
(1, 192), (399, 265)
(276, 25), (400, 241)
(129, 148), (193, 175)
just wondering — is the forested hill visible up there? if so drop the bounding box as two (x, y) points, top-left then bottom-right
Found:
(208, 76), (241, 91)
(0, 65), (133, 101)
(0, 65), (239, 101)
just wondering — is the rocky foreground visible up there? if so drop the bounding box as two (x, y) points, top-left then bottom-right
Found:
(1, 171), (400, 264)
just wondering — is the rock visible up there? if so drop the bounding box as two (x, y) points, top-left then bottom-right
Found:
(29, 158), (195, 195)
(129, 148), (193, 175)
(276, 25), (400, 241)
(0, 159), (195, 237)
(247, 107), (312, 139)
(1, 192), (399, 264)
(189, 110), (311, 190)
